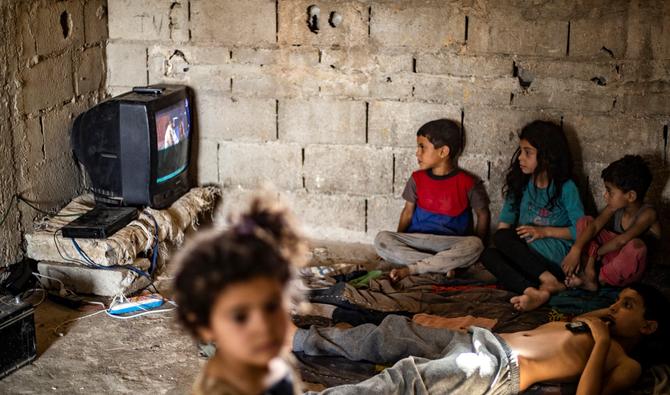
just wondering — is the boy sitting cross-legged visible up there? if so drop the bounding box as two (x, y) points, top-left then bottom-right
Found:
(374, 119), (490, 282)
(563, 155), (661, 291)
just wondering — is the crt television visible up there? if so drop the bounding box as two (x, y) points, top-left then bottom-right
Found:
(71, 85), (192, 209)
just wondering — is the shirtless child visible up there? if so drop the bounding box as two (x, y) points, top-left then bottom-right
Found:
(290, 284), (666, 394)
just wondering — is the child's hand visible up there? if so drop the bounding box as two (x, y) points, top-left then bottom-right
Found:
(561, 248), (582, 277)
(516, 225), (545, 242)
(579, 316), (612, 346)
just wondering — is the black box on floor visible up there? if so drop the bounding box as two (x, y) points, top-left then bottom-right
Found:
(0, 300), (36, 379)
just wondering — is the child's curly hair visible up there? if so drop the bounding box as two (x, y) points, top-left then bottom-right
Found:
(173, 194), (307, 338)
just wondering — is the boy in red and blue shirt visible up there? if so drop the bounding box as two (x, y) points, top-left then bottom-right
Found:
(375, 119), (490, 281)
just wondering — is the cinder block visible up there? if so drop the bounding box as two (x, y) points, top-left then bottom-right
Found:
(279, 99), (366, 144)
(278, 0), (369, 47)
(106, 42), (147, 87)
(17, 4), (36, 65)
(108, 0), (172, 41)
(233, 48), (319, 67)
(368, 101), (461, 147)
(168, 0), (189, 42)
(219, 141), (302, 190)
(195, 91), (276, 142)
(370, 1), (463, 49)
(565, 115), (665, 164)
(412, 75), (516, 107)
(511, 79), (615, 113)
(22, 55), (74, 113)
(192, 0), (276, 46)
(373, 52), (415, 74)
(621, 89), (670, 116)
(107, 85), (134, 97)
(514, 58), (620, 82)
(468, 15), (567, 56)
(280, 191), (367, 242)
(369, 73), (415, 101)
(41, 102), (87, 163)
(458, 153), (507, 205)
(147, 46), (231, 93)
(33, 0), (84, 56)
(304, 145), (393, 195)
(37, 260), (150, 297)
(317, 69), (370, 98)
(195, 138), (219, 184)
(417, 53), (512, 77)
(320, 47), (372, 72)
(149, 45), (231, 67)
(14, 117), (45, 170)
(76, 46), (104, 95)
(231, 64), (320, 98)
(216, 187), (280, 226)
(367, 196), (405, 235)
(570, 14), (627, 59)
(84, 0), (108, 44)
(394, 148), (417, 196)
(462, 107), (562, 158)
(621, 60), (670, 82)
(649, 11), (670, 60)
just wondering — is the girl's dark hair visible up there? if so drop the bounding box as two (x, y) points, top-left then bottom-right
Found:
(173, 195), (307, 338)
(503, 120), (573, 210)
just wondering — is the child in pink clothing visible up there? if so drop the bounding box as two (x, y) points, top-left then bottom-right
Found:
(563, 155), (661, 290)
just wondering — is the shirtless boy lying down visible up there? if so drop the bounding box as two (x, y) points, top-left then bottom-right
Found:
(291, 284), (667, 395)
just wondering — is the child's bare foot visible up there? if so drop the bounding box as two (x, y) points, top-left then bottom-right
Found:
(566, 270), (598, 292)
(389, 267), (410, 282)
(538, 271), (565, 294)
(510, 288), (551, 311)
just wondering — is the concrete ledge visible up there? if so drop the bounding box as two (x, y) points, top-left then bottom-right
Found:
(37, 259), (151, 297)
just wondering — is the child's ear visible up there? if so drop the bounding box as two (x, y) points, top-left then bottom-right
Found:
(641, 320), (658, 335)
(626, 190), (638, 203)
(440, 145), (450, 158)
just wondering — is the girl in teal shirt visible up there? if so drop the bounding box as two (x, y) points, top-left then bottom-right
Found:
(482, 120), (584, 311)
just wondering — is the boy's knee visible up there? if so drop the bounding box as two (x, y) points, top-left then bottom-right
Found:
(623, 238), (647, 255)
(374, 231), (394, 250)
(465, 236), (484, 254)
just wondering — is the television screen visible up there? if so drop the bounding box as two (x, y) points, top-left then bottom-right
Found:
(154, 98), (191, 183)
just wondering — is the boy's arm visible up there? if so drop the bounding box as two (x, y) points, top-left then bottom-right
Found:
(397, 201), (415, 233)
(474, 207), (490, 243)
(598, 208), (657, 256)
(562, 208), (616, 276)
(575, 316), (612, 395)
(599, 358), (641, 395)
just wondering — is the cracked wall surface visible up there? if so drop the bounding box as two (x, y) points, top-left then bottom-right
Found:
(104, 0), (670, 248)
(0, 0), (108, 266)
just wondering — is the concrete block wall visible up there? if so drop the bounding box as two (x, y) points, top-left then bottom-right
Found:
(0, 0), (108, 266)
(106, 0), (670, 245)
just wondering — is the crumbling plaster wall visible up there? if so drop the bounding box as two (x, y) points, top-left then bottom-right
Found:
(0, 0), (108, 266)
(106, 0), (670, 245)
